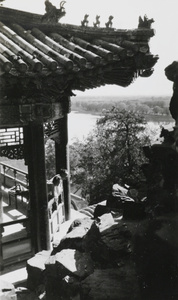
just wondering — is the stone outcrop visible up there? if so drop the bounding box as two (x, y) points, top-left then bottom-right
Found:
(26, 205), (178, 300)
(52, 217), (94, 254)
(26, 250), (51, 290)
(80, 266), (141, 300)
(0, 279), (17, 300)
(26, 211), (142, 299)
(47, 249), (94, 279)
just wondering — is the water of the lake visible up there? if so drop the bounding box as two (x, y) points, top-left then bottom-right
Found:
(68, 111), (174, 144)
(68, 112), (99, 144)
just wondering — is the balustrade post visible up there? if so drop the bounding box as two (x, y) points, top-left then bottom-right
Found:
(3, 165), (5, 186)
(14, 169), (17, 187)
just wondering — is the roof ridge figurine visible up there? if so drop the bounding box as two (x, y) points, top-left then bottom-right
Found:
(105, 15), (114, 28)
(0, 0), (5, 6)
(41, 0), (66, 24)
(138, 15), (154, 28)
(81, 14), (89, 27)
(93, 15), (100, 28)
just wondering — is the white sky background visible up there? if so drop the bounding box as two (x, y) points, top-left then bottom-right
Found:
(3, 0), (178, 97)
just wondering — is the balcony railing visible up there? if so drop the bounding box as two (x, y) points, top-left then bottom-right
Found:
(0, 161), (87, 269)
(0, 162), (64, 269)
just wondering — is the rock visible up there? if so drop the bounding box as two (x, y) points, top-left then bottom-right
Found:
(44, 255), (58, 278)
(123, 202), (146, 220)
(45, 274), (80, 300)
(44, 256), (60, 300)
(0, 279), (17, 300)
(80, 265), (141, 300)
(60, 275), (80, 299)
(97, 213), (115, 232)
(155, 214), (178, 249)
(82, 221), (101, 262)
(84, 214), (132, 265)
(100, 222), (132, 260)
(15, 287), (39, 300)
(44, 249), (95, 299)
(44, 251), (87, 300)
(67, 218), (92, 233)
(79, 201), (107, 218)
(26, 250), (51, 290)
(51, 218), (94, 254)
(55, 249), (94, 279)
(93, 204), (111, 218)
(134, 214), (178, 299)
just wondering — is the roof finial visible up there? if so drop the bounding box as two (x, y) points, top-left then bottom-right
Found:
(41, 0), (66, 24)
(138, 15), (154, 28)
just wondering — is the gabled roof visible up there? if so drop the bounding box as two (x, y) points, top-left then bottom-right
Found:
(0, 6), (158, 97)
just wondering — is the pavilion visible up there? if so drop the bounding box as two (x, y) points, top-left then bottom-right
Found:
(0, 4), (158, 264)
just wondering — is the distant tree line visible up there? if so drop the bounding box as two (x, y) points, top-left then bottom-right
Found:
(71, 97), (172, 120)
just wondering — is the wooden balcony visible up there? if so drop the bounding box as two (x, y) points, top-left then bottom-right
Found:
(0, 162), (87, 271)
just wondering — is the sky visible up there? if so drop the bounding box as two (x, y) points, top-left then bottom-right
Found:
(3, 0), (178, 97)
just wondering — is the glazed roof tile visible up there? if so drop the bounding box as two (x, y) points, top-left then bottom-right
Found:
(0, 6), (158, 91)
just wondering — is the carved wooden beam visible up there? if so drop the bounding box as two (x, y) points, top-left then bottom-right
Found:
(0, 145), (24, 159)
(0, 103), (67, 127)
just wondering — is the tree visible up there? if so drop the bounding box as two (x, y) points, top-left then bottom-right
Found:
(153, 105), (162, 115)
(70, 107), (151, 204)
(45, 139), (55, 179)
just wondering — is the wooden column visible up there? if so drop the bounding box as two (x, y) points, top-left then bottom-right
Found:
(0, 175), (4, 270)
(176, 150), (178, 212)
(55, 115), (71, 220)
(24, 123), (50, 253)
(0, 174), (3, 224)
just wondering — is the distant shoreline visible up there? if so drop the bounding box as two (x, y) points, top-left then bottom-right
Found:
(144, 114), (173, 123)
(71, 110), (173, 123)
(71, 95), (171, 101)
(71, 95), (173, 123)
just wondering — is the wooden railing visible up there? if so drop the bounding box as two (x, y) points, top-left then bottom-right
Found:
(0, 162), (87, 269)
(1, 162), (28, 190)
(0, 162), (29, 212)
(0, 163), (31, 269)
(48, 198), (64, 244)
(0, 217), (32, 270)
(0, 162), (75, 269)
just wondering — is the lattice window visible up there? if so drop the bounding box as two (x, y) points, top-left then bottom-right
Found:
(0, 127), (24, 147)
